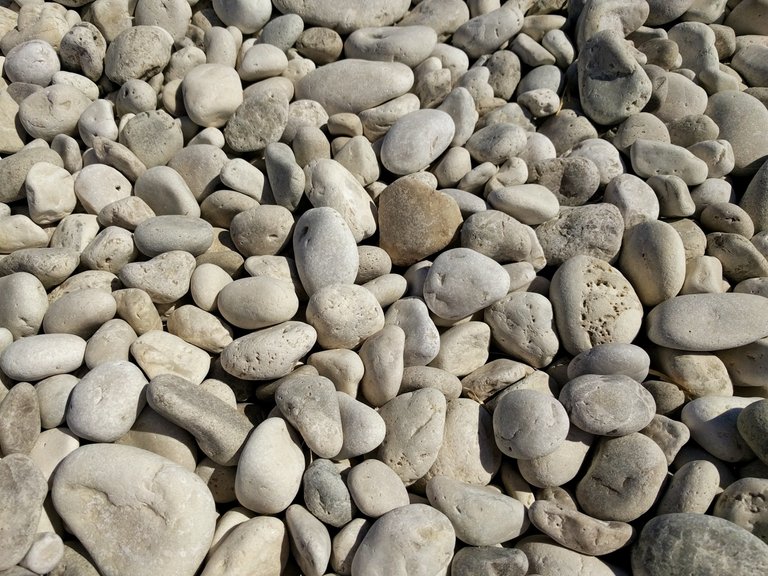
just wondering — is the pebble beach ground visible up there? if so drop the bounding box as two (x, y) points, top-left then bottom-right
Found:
(2, 0), (768, 574)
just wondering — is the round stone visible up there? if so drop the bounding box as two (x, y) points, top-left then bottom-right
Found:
(559, 374), (656, 437)
(493, 389), (569, 460)
(380, 110), (455, 175)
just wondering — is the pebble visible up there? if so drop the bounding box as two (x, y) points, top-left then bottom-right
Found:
(714, 477), (768, 542)
(423, 248), (510, 321)
(528, 499), (633, 556)
(493, 388), (569, 459)
(577, 433), (668, 522)
(656, 459), (721, 515)
(380, 109), (454, 176)
(517, 536), (620, 576)
(347, 458), (409, 518)
(35, 374), (79, 430)
(377, 177), (462, 267)
(217, 276), (298, 330)
(378, 388), (446, 486)
(0, 272), (48, 339)
(119, 250), (196, 304)
(359, 324), (405, 406)
(632, 513), (768, 575)
(116, 406), (197, 471)
(560, 374), (656, 437)
(646, 293), (768, 351)
(306, 284), (385, 350)
(535, 203), (624, 265)
(1, 334), (86, 382)
(619, 219), (686, 306)
(220, 321), (317, 381)
(296, 60), (413, 115)
(201, 516), (288, 576)
(302, 459), (355, 528)
(51, 443), (216, 576)
(235, 417), (304, 514)
(550, 255), (644, 356)
(705, 90), (768, 176)
(351, 504), (455, 576)
(681, 395), (758, 463)
(0, 454), (47, 571)
(293, 207), (359, 296)
(130, 330), (211, 385)
(567, 343), (650, 382)
(66, 361), (147, 443)
(147, 373), (252, 466)
(0, 382), (40, 455)
(384, 297), (440, 367)
(427, 475), (526, 546)
(578, 30), (652, 126)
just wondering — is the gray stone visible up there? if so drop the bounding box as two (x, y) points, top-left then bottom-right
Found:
(632, 513), (768, 575)
(550, 255), (643, 356)
(235, 417), (304, 514)
(567, 343), (650, 382)
(296, 60), (413, 115)
(52, 444), (216, 576)
(147, 373), (253, 466)
(378, 388), (446, 486)
(224, 91), (288, 153)
(493, 388), (569, 459)
(577, 433), (668, 522)
(200, 516), (288, 576)
(714, 477), (768, 543)
(681, 395), (758, 463)
(351, 504), (455, 576)
(647, 293), (768, 351)
(220, 321), (317, 381)
(0, 382), (39, 455)
(528, 499), (634, 556)
(380, 110), (454, 176)
(0, 454), (47, 571)
(578, 29), (651, 126)
(536, 204), (624, 265)
(427, 476), (526, 546)
(705, 90), (768, 176)
(1, 334), (86, 382)
(423, 248), (510, 321)
(303, 459), (355, 528)
(67, 361), (147, 443)
(450, 546), (528, 576)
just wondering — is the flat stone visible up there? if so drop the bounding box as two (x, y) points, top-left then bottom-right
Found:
(52, 444), (216, 576)
(632, 513), (768, 575)
(217, 277), (298, 330)
(0, 382), (39, 455)
(647, 293), (768, 351)
(295, 60), (413, 115)
(346, 25), (437, 67)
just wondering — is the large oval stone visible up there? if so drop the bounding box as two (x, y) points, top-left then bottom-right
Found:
(52, 444), (217, 576)
(647, 293), (768, 351)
